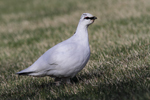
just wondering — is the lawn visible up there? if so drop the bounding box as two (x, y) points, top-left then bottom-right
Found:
(0, 0), (150, 99)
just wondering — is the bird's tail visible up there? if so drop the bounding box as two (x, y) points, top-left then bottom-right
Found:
(16, 71), (34, 75)
(16, 66), (35, 76)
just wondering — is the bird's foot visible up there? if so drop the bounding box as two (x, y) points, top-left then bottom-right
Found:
(62, 78), (71, 85)
(54, 77), (61, 86)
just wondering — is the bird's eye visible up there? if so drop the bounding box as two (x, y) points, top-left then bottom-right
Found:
(84, 17), (90, 19)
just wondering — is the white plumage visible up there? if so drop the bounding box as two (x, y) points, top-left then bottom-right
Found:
(17, 13), (97, 85)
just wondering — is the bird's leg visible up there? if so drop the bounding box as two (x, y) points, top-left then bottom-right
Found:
(54, 77), (61, 86)
(62, 78), (71, 84)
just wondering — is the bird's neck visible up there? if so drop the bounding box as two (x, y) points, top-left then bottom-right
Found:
(74, 22), (89, 42)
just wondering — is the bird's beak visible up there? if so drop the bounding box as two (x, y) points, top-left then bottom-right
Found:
(93, 16), (97, 20)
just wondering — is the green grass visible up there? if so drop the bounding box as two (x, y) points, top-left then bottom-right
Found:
(0, 0), (150, 99)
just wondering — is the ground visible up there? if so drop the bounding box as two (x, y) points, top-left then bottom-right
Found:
(0, 0), (150, 99)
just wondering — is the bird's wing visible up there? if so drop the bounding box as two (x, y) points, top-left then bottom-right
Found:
(45, 42), (79, 66)
(16, 41), (81, 76)
(30, 42), (79, 71)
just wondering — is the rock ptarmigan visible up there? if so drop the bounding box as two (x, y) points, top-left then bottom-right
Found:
(17, 13), (97, 85)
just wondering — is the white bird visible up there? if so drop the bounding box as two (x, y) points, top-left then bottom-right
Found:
(17, 13), (97, 85)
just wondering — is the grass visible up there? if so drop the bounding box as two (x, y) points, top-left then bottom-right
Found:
(0, 0), (150, 99)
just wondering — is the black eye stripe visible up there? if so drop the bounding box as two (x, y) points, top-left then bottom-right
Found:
(84, 16), (97, 20)
(84, 17), (94, 19)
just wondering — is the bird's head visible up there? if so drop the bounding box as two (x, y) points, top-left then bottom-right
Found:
(79, 13), (97, 26)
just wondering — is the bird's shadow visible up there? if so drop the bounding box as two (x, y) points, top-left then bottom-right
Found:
(36, 71), (103, 89)
(71, 71), (103, 84)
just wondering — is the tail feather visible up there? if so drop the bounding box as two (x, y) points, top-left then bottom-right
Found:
(16, 71), (34, 75)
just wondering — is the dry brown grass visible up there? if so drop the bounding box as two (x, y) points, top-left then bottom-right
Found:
(0, 0), (150, 99)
